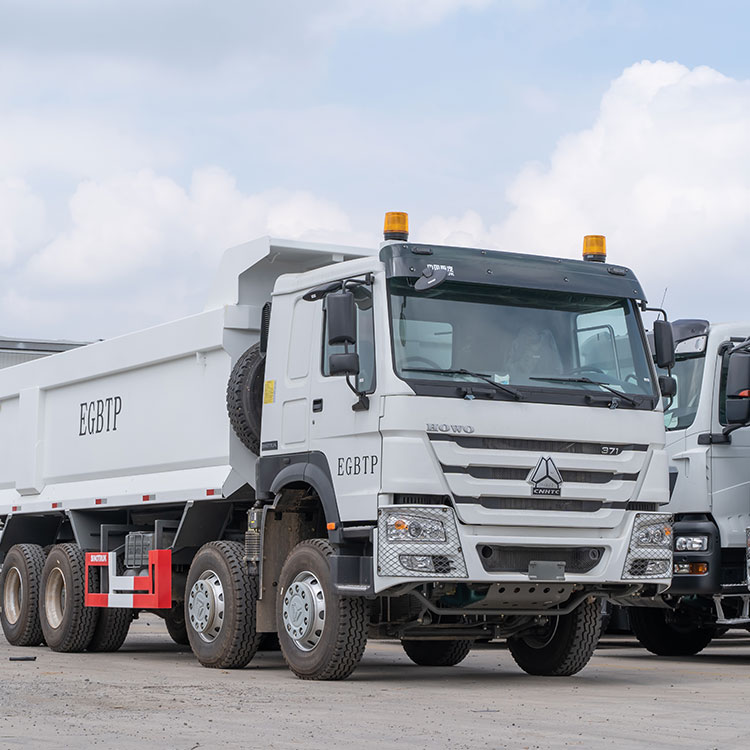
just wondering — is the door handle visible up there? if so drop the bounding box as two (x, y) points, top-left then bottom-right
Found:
(312, 399), (323, 413)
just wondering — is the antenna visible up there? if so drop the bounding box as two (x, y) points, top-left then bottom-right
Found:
(660, 287), (668, 309)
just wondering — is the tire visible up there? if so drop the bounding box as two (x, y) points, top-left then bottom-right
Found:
(277, 539), (367, 681)
(401, 639), (472, 667)
(164, 604), (190, 646)
(0, 544), (46, 646)
(629, 607), (713, 656)
(185, 541), (260, 669)
(226, 343), (265, 454)
(508, 598), (601, 676)
(88, 608), (132, 652)
(40, 543), (99, 652)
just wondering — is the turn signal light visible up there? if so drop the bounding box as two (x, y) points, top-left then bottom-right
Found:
(384, 211), (409, 241)
(583, 235), (606, 263)
(674, 562), (708, 575)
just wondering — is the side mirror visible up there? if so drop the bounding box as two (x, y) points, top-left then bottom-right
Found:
(653, 320), (675, 369)
(329, 352), (360, 377)
(658, 375), (677, 398)
(326, 290), (357, 345)
(725, 351), (750, 425)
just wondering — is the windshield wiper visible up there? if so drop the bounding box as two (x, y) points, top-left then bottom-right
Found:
(528, 376), (639, 406)
(402, 367), (522, 400)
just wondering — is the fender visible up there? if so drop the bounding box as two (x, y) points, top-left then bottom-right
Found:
(258, 451), (342, 542)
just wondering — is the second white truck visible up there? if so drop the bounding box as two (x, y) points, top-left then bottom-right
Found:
(629, 319), (750, 655)
(0, 215), (673, 679)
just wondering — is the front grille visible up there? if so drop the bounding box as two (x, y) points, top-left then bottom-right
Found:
(454, 495), (604, 512)
(393, 494), (451, 506)
(443, 465), (638, 484)
(430, 434), (647, 455)
(478, 545), (605, 573)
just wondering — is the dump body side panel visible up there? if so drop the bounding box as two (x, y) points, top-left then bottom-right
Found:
(0, 308), (243, 516)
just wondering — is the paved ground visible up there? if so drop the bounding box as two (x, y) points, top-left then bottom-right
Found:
(1, 616), (749, 749)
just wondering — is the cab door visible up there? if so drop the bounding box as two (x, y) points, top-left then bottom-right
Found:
(308, 284), (382, 523)
(709, 343), (750, 547)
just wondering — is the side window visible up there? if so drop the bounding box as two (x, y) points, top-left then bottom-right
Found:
(322, 287), (376, 392)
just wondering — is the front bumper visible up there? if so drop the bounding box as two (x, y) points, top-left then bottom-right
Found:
(667, 518), (721, 595)
(373, 505), (672, 595)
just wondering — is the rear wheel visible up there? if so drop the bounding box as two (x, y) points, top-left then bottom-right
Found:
(277, 539), (367, 680)
(629, 607), (713, 656)
(88, 608), (132, 652)
(185, 541), (260, 669)
(0, 544), (45, 646)
(401, 639), (472, 667)
(164, 604), (189, 646)
(508, 598), (601, 676)
(40, 543), (98, 652)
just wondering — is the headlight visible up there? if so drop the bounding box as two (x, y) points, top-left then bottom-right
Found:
(675, 535), (708, 552)
(398, 554), (435, 572)
(635, 523), (672, 548)
(385, 514), (446, 542)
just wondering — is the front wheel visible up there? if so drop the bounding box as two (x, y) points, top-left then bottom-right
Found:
(629, 607), (713, 656)
(508, 598), (601, 676)
(277, 539), (367, 680)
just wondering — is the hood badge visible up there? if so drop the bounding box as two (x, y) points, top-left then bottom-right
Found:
(426, 423), (475, 434)
(528, 456), (563, 496)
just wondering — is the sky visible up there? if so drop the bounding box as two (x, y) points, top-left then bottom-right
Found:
(2, 0), (750, 340)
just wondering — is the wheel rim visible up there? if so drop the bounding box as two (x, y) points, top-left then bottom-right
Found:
(3, 567), (23, 625)
(188, 570), (225, 643)
(522, 617), (559, 649)
(45, 568), (66, 629)
(282, 571), (326, 652)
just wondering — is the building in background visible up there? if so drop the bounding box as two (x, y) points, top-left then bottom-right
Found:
(0, 337), (89, 370)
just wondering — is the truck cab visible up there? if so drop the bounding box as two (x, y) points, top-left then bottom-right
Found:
(630, 320), (750, 656)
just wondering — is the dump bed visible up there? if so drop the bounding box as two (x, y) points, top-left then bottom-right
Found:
(0, 236), (370, 516)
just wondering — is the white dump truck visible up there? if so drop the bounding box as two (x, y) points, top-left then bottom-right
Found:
(629, 319), (750, 655)
(0, 215), (674, 680)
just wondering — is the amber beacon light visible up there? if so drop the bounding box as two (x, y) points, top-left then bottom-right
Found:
(384, 211), (409, 241)
(583, 235), (606, 262)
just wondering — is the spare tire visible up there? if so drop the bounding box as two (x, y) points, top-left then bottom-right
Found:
(227, 343), (265, 454)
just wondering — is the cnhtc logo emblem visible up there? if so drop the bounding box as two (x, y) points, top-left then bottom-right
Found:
(528, 456), (563, 496)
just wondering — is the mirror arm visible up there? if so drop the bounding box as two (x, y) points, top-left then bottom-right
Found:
(304, 273), (374, 302)
(344, 375), (370, 411)
(640, 304), (669, 320)
(698, 422), (747, 445)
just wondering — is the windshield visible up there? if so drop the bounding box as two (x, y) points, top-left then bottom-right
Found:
(660, 354), (706, 430)
(388, 279), (657, 406)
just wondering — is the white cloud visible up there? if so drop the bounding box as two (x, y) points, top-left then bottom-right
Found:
(28, 169), (363, 284)
(0, 178), (47, 267)
(418, 61), (750, 321)
(10, 57), (750, 341)
(26, 167), (370, 285)
(4, 168), (374, 339)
